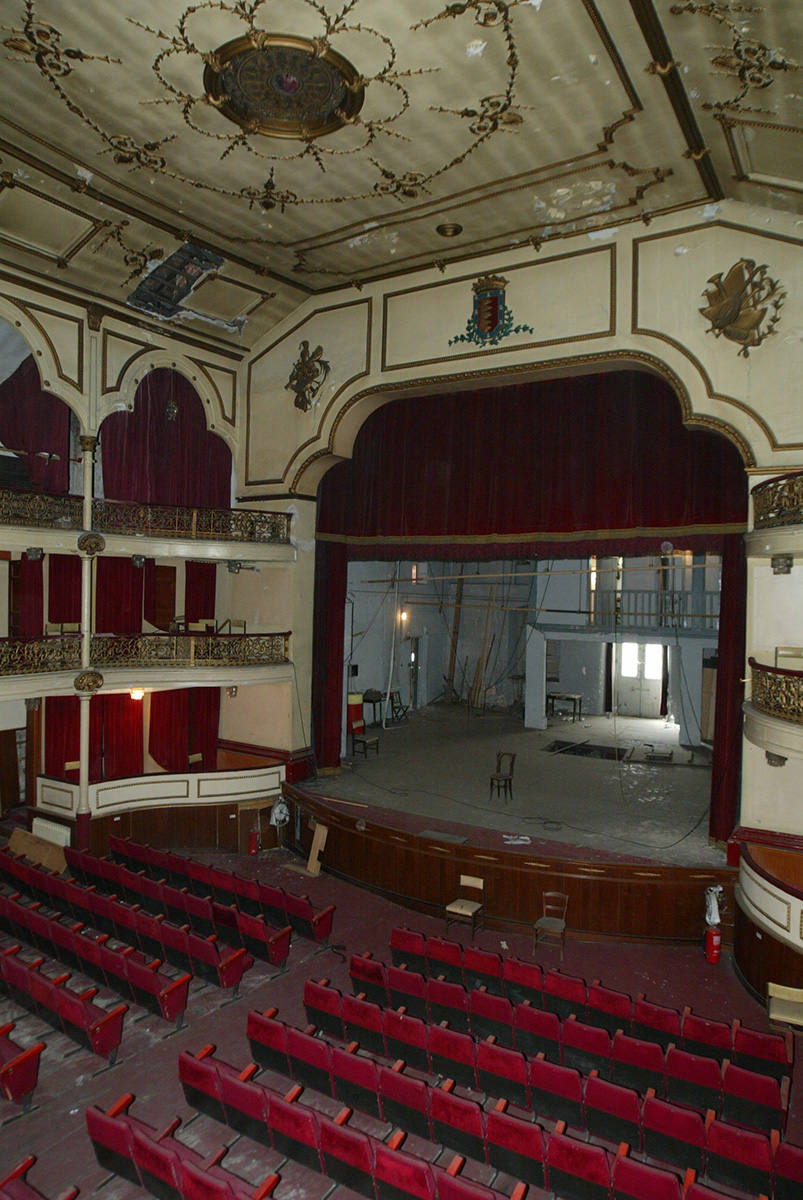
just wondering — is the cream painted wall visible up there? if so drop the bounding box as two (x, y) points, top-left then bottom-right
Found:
(741, 739), (802, 838)
(218, 681), (292, 751)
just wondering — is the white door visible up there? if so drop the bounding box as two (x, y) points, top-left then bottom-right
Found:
(615, 642), (663, 717)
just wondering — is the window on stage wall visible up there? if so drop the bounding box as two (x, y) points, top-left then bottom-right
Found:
(644, 643), (664, 681)
(620, 642), (639, 678)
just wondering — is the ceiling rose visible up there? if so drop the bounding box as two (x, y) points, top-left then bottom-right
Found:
(204, 34), (364, 139)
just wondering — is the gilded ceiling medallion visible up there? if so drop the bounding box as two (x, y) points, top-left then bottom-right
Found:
(203, 35), (364, 140)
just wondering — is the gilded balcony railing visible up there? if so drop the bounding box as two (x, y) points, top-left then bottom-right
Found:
(0, 635), (81, 675)
(0, 487), (291, 544)
(752, 471), (803, 530)
(0, 632), (290, 676)
(749, 657), (803, 725)
(88, 632), (291, 669)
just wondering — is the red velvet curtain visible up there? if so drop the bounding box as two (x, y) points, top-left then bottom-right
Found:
(100, 368), (230, 507)
(190, 688), (221, 771)
(0, 356), (70, 493)
(95, 557), (143, 633)
(17, 555), (43, 638)
(185, 561), (216, 624)
(102, 694), (144, 780)
(44, 696), (101, 781)
(709, 533), (746, 842)
(312, 539), (347, 768)
(48, 554), (81, 625)
(148, 689), (190, 773)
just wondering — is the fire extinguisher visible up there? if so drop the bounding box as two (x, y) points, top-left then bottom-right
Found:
(248, 827), (260, 856)
(705, 924), (721, 964)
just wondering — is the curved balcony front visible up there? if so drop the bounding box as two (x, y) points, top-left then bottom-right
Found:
(0, 631), (292, 700)
(746, 471), (803, 562)
(748, 657), (803, 726)
(0, 487), (295, 562)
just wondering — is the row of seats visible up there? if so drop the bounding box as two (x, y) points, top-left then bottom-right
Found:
(0, 944), (126, 1061)
(85, 1092), (280, 1200)
(305, 977), (788, 1136)
(176, 1038), (793, 1200)
(105, 836), (336, 943)
(0, 1019), (45, 1110)
(388, 930), (794, 1079)
(0, 890), (192, 1025)
(0, 850), (280, 982)
(213, 1019), (803, 1200)
(1, 1157), (77, 1200)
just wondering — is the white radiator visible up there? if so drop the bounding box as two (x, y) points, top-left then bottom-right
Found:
(31, 817), (72, 848)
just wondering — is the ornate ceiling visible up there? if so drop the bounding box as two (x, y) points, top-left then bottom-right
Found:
(0, 0), (799, 350)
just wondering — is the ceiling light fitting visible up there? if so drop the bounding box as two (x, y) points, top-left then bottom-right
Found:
(437, 223), (463, 238)
(129, 687), (145, 702)
(771, 554), (793, 575)
(25, 547), (44, 561)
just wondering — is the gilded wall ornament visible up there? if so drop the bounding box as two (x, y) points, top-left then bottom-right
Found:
(74, 670), (103, 693)
(449, 275), (534, 348)
(286, 341), (331, 412)
(699, 258), (785, 357)
(77, 531), (105, 555)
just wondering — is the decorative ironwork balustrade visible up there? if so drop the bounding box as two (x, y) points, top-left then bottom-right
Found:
(88, 632), (290, 669)
(0, 632), (289, 676)
(752, 471), (803, 529)
(749, 657), (803, 725)
(0, 487), (291, 544)
(0, 489), (82, 530)
(0, 635), (81, 675)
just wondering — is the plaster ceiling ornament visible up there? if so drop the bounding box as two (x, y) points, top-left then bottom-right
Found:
(448, 273), (534, 348)
(286, 339), (331, 411)
(699, 258), (785, 357)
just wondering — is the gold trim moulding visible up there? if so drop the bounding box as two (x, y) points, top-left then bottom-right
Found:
(0, 632), (290, 676)
(0, 488), (291, 544)
(751, 472), (803, 530)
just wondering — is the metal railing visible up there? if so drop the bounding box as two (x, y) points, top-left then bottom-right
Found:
(749, 657), (803, 725)
(752, 471), (803, 530)
(592, 589), (720, 632)
(0, 632), (290, 676)
(0, 487), (291, 544)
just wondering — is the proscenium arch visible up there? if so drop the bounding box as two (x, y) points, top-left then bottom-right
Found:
(99, 349), (238, 457)
(287, 350), (755, 496)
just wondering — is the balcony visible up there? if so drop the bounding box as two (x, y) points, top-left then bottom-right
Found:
(591, 589), (720, 633)
(752, 471), (803, 530)
(748, 657), (803, 726)
(0, 487), (291, 544)
(0, 632), (290, 677)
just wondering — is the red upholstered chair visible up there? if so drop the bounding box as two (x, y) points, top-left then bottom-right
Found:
(681, 1011), (733, 1064)
(587, 981), (634, 1037)
(611, 1153), (686, 1200)
(217, 1067), (271, 1147)
(721, 1061), (788, 1134)
(378, 1064), (431, 1141)
(388, 965), (429, 1021)
(704, 1117), (776, 1198)
(468, 989), (514, 1046)
(611, 1032), (666, 1096)
(430, 1083), (487, 1164)
(774, 1140), (803, 1200)
(178, 1045), (227, 1124)
(349, 951), (390, 1006)
(374, 1141), (436, 1200)
(476, 1040), (529, 1109)
(427, 977), (470, 1033)
(237, 913), (291, 968)
(664, 1047), (723, 1115)
(390, 926), (427, 975)
(247, 1008), (290, 1076)
(383, 1007), (431, 1073)
(319, 1111), (376, 1200)
(257, 882), (288, 929)
(545, 1129), (612, 1200)
(283, 891), (335, 943)
(485, 1102), (547, 1189)
(332, 1043), (382, 1119)
(0, 1023), (45, 1110)
(731, 1020), (793, 1081)
(513, 1002), (562, 1062)
(641, 1091), (706, 1175)
(343, 993), (386, 1056)
(543, 968), (587, 1020)
(303, 978), (344, 1039)
(528, 1055), (584, 1130)
(502, 956), (543, 1008)
(428, 1025), (478, 1091)
(584, 1073), (641, 1151)
(286, 1026), (334, 1096)
(426, 936), (464, 985)
(561, 1015), (613, 1079)
(267, 1087), (324, 1174)
(231, 872), (262, 917)
(463, 946), (504, 995)
(632, 995), (682, 1051)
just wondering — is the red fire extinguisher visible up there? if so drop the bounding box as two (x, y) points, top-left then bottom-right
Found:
(705, 925), (721, 964)
(248, 828), (260, 856)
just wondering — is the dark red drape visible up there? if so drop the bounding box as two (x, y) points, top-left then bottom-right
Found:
(0, 356), (70, 493)
(95, 557), (143, 634)
(148, 689), (190, 773)
(316, 373), (747, 560)
(48, 554), (81, 625)
(45, 696), (79, 781)
(709, 534), (746, 842)
(100, 368), (230, 508)
(190, 688), (221, 771)
(102, 694), (144, 780)
(312, 539), (347, 768)
(185, 561), (216, 624)
(17, 555), (43, 638)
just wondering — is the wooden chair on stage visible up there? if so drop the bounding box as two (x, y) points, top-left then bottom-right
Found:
(489, 752), (516, 803)
(533, 890), (568, 959)
(389, 690), (409, 722)
(445, 874), (485, 940)
(349, 717), (379, 758)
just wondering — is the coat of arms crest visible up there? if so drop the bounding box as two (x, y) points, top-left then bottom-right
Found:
(449, 274), (534, 348)
(699, 259), (785, 357)
(286, 340), (330, 411)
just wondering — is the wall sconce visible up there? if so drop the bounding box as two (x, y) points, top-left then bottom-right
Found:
(131, 554), (146, 569)
(771, 555), (793, 575)
(129, 687), (145, 701)
(400, 610), (408, 623)
(226, 686), (238, 698)
(25, 547), (44, 561)
(765, 750), (787, 767)
(227, 561), (241, 573)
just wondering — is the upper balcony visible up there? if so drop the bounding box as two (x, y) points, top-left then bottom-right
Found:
(746, 471), (803, 564)
(748, 657), (803, 727)
(591, 588), (719, 635)
(0, 487), (294, 563)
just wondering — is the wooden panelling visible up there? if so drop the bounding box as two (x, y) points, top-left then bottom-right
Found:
(283, 785), (736, 944)
(734, 899), (803, 999)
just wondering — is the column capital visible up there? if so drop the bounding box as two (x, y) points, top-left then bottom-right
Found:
(79, 434), (98, 454)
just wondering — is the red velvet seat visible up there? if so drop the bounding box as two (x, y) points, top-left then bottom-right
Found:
(374, 1142), (436, 1200)
(428, 1024), (477, 1090)
(433, 1168), (501, 1200)
(320, 1112), (376, 1199)
(231, 873), (262, 917)
(501, 951), (543, 1007)
(426, 936), (464, 985)
(390, 926), (427, 975)
(543, 969), (587, 1021)
(283, 891), (334, 943)
(247, 1008), (290, 1075)
(468, 989), (514, 1046)
(160, 882), (190, 927)
(721, 1061), (788, 1134)
(463, 946), (503, 995)
(237, 913), (291, 967)
(210, 865), (237, 908)
(664, 1047), (722, 1115)
(378, 1064), (431, 1141)
(383, 1007), (431, 1073)
(611, 1032), (666, 1096)
(388, 964), (429, 1021)
(546, 1130), (612, 1200)
(476, 1040), (529, 1109)
(303, 978), (344, 1039)
(267, 1088), (324, 1174)
(430, 1083), (487, 1163)
(343, 992), (386, 1055)
(611, 1154), (684, 1200)
(217, 1064), (272, 1146)
(681, 1011), (733, 1064)
(731, 1021), (793, 1081)
(587, 982), (634, 1037)
(562, 1015), (613, 1079)
(332, 1043), (381, 1117)
(774, 1140), (803, 1200)
(641, 1092), (706, 1174)
(584, 1074), (641, 1150)
(427, 977), (469, 1033)
(0, 1022), (45, 1109)
(349, 951), (390, 1006)
(187, 931), (253, 991)
(125, 955), (191, 1025)
(159, 919), (193, 974)
(179, 1045), (227, 1124)
(513, 1001), (562, 1062)
(528, 1055), (584, 1129)
(256, 882), (287, 929)
(486, 1102), (547, 1188)
(182, 891), (216, 937)
(632, 996), (682, 1051)
(286, 1026), (334, 1096)
(704, 1117), (775, 1198)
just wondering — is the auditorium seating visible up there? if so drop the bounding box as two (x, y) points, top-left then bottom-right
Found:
(104, 837), (335, 944)
(0, 1020), (45, 1109)
(0, 944), (126, 1060)
(0, 1157), (77, 1200)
